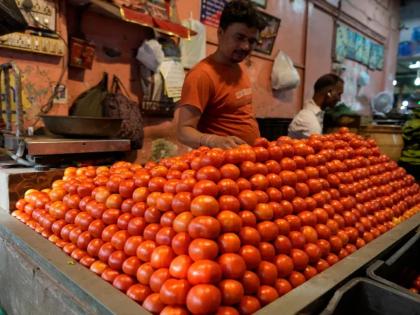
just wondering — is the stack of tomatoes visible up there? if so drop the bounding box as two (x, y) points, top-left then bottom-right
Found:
(12, 129), (420, 314)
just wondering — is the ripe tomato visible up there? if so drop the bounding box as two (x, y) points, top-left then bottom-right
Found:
(289, 271), (306, 288)
(239, 295), (261, 315)
(217, 211), (242, 233)
(257, 261), (278, 286)
(136, 262), (154, 285)
(171, 232), (191, 255)
(160, 279), (190, 305)
(275, 278), (293, 296)
(187, 260), (222, 285)
(188, 216), (221, 239)
(191, 195), (220, 217)
(218, 253), (247, 279)
(108, 250), (127, 270)
(169, 255), (193, 279)
(149, 268), (171, 293)
(143, 292), (165, 314)
(122, 256), (141, 276)
(219, 279), (244, 305)
(290, 248), (309, 270)
(275, 254), (294, 277)
(186, 284), (221, 314)
(219, 195), (241, 212)
(218, 233), (241, 254)
(150, 245), (175, 269)
(257, 285), (279, 306)
(238, 190), (258, 211)
(188, 238), (219, 261)
(126, 283), (151, 303)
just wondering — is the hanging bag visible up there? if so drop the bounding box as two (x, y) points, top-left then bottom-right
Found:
(102, 75), (144, 149)
(271, 51), (300, 91)
(69, 73), (108, 117)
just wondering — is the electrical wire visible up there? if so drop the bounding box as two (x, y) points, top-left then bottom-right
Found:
(24, 2), (69, 127)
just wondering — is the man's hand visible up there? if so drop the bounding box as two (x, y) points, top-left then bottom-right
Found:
(201, 134), (246, 149)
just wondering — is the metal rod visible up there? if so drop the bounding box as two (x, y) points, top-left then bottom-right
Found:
(10, 62), (24, 138)
(2, 65), (12, 132)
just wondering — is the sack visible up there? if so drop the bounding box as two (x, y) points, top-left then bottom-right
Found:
(0, 0), (28, 36)
(271, 51), (300, 91)
(69, 73), (108, 117)
(103, 76), (144, 149)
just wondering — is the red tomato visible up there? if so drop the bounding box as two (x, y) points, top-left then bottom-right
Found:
(122, 256), (142, 276)
(257, 261), (278, 286)
(217, 211), (242, 233)
(136, 262), (154, 285)
(156, 227), (176, 246)
(188, 238), (219, 261)
(126, 283), (151, 303)
(289, 271), (306, 288)
(187, 260), (222, 285)
(257, 285), (279, 306)
(219, 195), (241, 212)
(290, 248), (309, 270)
(274, 235), (292, 254)
(218, 253), (247, 279)
(149, 268), (171, 293)
(275, 278), (293, 297)
(239, 245), (262, 270)
(188, 216), (221, 239)
(218, 233), (241, 254)
(108, 250), (127, 270)
(239, 296), (261, 315)
(191, 195), (220, 217)
(160, 279), (190, 305)
(186, 284), (221, 315)
(219, 279), (244, 305)
(143, 293), (165, 314)
(169, 255), (193, 279)
(150, 245), (175, 269)
(171, 232), (191, 255)
(238, 190), (258, 211)
(242, 271), (261, 295)
(275, 254), (294, 277)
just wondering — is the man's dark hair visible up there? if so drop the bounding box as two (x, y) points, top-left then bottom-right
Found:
(219, 0), (267, 31)
(314, 73), (344, 93)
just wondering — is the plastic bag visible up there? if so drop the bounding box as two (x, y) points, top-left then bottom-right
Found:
(136, 39), (164, 72)
(271, 51), (300, 91)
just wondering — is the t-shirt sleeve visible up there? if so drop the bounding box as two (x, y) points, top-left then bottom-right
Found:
(178, 68), (213, 113)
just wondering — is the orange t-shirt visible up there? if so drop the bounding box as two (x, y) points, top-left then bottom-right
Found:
(179, 56), (260, 145)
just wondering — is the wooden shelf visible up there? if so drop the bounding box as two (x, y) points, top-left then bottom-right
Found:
(84, 0), (195, 38)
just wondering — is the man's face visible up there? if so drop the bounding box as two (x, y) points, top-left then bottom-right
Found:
(326, 81), (344, 108)
(217, 23), (259, 63)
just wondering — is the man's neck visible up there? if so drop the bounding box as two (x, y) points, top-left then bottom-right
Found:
(312, 94), (325, 110)
(211, 50), (236, 67)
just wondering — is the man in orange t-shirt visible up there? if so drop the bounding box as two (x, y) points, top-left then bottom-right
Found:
(176, 0), (266, 149)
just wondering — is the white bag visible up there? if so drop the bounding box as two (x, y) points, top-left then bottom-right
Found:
(136, 39), (164, 73)
(271, 51), (300, 91)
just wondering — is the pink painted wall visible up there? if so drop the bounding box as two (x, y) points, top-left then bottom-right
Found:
(0, 3), (69, 127)
(303, 3), (334, 100)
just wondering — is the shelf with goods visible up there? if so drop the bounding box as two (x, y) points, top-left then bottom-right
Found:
(4, 129), (420, 314)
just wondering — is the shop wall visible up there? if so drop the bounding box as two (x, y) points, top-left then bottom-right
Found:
(0, 0), (400, 164)
(0, 3), (68, 127)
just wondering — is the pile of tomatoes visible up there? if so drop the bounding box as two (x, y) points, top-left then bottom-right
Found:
(12, 128), (420, 315)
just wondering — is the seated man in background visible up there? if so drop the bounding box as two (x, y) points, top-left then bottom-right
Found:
(288, 73), (344, 139)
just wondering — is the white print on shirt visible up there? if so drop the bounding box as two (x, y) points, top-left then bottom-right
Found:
(235, 88), (252, 99)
